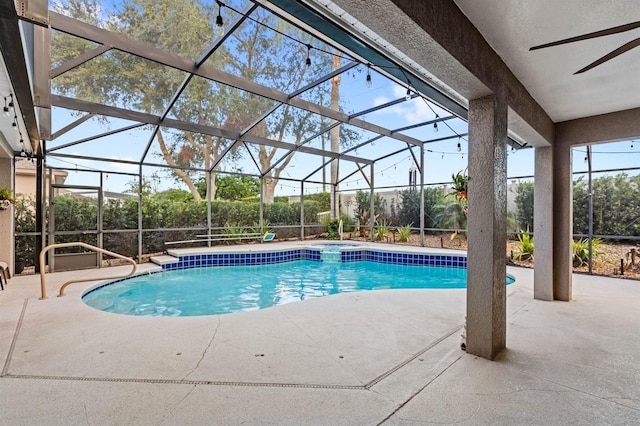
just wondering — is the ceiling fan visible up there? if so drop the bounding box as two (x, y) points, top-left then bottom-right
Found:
(529, 21), (640, 74)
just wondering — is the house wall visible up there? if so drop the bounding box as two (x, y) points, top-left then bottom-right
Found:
(0, 157), (14, 274)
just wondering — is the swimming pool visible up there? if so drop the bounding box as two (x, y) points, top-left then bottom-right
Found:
(83, 246), (515, 317)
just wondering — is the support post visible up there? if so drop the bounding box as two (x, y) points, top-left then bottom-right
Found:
(370, 163), (375, 242)
(466, 92), (508, 360)
(300, 181), (305, 240)
(553, 141), (573, 301)
(259, 176), (264, 244)
(35, 152), (44, 272)
(587, 146), (593, 274)
(137, 165), (143, 261)
(534, 146), (554, 300)
(207, 170), (212, 247)
(419, 144), (425, 246)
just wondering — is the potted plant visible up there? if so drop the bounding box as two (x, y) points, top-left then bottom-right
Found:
(450, 170), (468, 215)
(0, 186), (15, 210)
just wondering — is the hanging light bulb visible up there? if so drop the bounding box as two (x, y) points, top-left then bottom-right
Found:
(433, 114), (439, 132)
(2, 97), (9, 117)
(365, 64), (372, 88)
(584, 154), (588, 163)
(8, 94), (14, 108)
(631, 140), (635, 150)
(441, 153), (444, 159)
(12, 115), (17, 127)
(305, 44), (312, 67)
(457, 142), (461, 152)
(511, 145), (516, 152)
(20, 148), (26, 157)
(215, 1), (224, 36)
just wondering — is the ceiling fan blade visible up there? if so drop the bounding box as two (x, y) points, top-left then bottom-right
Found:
(575, 37), (640, 74)
(530, 21), (640, 50)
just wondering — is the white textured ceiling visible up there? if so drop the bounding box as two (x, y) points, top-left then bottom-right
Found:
(454, 0), (640, 122)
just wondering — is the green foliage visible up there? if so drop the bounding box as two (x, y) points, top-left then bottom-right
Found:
(305, 192), (331, 212)
(398, 187), (443, 229)
(574, 173), (640, 238)
(355, 191), (387, 222)
(397, 224), (412, 242)
(0, 185), (15, 204)
(514, 229), (534, 261)
(374, 219), (390, 241)
(450, 170), (468, 193)
(222, 222), (247, 244)
(339, 214), (355, 232)
(514, 181), (534, 231)
(154, 189), (194, 203)
(433, 196), (467, 230)
(326, 219), (341, 240)
(14, 196), (36, 264)
(572, 238), (603, 267)
(211, 175), (260, 201)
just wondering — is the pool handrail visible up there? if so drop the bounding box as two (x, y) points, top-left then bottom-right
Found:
(39, 242), (137, 299)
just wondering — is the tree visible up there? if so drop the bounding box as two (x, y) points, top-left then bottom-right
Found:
(514, 181), (534, 231)
(209, 175), (260, 201)
(354, 190), (387, 222)
(398, 187), (443, 228)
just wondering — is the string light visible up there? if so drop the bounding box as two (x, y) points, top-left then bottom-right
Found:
(305, 44), (312, 67)
(457, 137), (461, 152)
(215, 1), (224, 36)
(365, 64), (372, 88)
(2, 96), (10, 117)
(433, 114), (439, 132)
(405, 83), (411, 101)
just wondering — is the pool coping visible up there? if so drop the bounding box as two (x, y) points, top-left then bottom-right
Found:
(155, 240), (469, 271)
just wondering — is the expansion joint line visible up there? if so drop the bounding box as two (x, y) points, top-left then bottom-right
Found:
(1, 298), (28, 377)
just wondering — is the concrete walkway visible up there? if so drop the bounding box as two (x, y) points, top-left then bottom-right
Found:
(0, 243), (638, 425)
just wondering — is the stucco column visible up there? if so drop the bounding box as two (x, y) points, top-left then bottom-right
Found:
(534, 146), (553, 300)
(0, 157), (14, 275)
(553, 141), (573, 301)
(466, 93), (507, 360)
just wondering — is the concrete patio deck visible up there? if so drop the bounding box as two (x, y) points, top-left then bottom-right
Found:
(0, 242), (638, 425)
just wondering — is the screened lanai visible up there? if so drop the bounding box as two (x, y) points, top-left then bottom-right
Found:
(1, 0), (639, 374)
(25, 0), (533, 265)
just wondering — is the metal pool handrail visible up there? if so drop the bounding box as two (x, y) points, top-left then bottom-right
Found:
(39, 242), (137, 299)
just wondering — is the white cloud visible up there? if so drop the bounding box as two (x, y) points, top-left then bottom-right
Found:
(372, 96), (391, 106)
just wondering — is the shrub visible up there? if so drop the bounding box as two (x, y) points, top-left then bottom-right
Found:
(572, 238), (603, 266)
(327, 219), (341, 240)
(374, 219), (389, 241)
(514, 229), (534, 261)
(397, 224), (412, 242)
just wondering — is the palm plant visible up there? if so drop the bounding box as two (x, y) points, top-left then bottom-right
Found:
(514, 229), (534, 261)
(397, 224), (412, 242)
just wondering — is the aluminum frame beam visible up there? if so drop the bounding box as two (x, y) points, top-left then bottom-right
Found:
(51, 94), (372, 164)
(49, 12), (423, 148)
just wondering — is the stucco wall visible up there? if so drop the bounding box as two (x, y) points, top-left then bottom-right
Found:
(0, 157), (14, 274)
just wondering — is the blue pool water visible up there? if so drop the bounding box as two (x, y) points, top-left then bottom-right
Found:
(83, 259), (515, 317)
